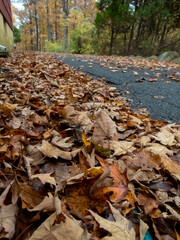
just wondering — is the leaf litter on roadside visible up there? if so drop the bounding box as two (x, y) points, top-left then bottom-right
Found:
(0, 52), (180, 239)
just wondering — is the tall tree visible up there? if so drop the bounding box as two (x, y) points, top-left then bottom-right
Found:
(63, 0), (69, 49)
(46, 0), (51, 41)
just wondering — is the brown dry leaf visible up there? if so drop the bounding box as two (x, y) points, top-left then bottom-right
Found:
(0, 204), (18, 239)
(6, 116), (22, 129)
(140, 220), (149, 240)
(64, 167), (107, 219)
(110, 140), (136, 156)
(145, 143), (173, 158)
(0, 102), (18, 115)
(124, 150), (160, 170)
(28, 192), (55, 212)
(137, 193), (159, 214)
(11, 179), (46, 208)
(127, 115), (143, 127)
(152, 131), (176, 146)
(39, 140), (80, 160)
(108, 202), (135, 239)
(89, 209), (131, 240)
(156, 155), (180, 176)
(52, 136), (73, 149)
(29, 212), (89, 240)
(26, 144), (44, 165)
(0, 144), (8, 153)
(134, 135), (151, 147)
(31, 173), (56, 185)
(63, 104), (93, 131)
(92, 109), (118, 148)
(24, 156), (33, 179)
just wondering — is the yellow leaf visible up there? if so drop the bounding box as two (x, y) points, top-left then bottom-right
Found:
(82, 130), (91, 146)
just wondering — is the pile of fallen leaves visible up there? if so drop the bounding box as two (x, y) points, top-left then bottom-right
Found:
(0, 52), (180, 240)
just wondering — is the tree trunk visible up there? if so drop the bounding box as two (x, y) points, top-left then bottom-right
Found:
(34, 0), (39, 51)
(29, 6), (33, 50)
(46, 0), (51, 42)
(54, 0), (58, 41)
(134, 17), (142, 52)
(157, 20), (168, 55)
(63, 0), (69, 49)
(127, 23), (134, 54)
(123, 32), (127, 55)
(109, 26), (114, 55)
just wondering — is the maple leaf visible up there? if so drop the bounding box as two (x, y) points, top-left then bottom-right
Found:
(92, 156), (128, 202)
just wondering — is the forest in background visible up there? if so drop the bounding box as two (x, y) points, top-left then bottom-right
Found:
(13, 0), (180, 56)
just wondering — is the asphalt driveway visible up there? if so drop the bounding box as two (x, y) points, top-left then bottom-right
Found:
(57, 55), (180, 123)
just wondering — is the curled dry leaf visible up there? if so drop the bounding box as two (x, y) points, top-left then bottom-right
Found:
(110, 140), (136, 156)
(31, 173), (56, 185)
(152, 131), (176, 146)
(134, 135), (151, 147)
(39, 140), (80, 160)
(51, 136), (73, 149)
(92, 109), (118, 148)
(63, 104), (93, 131)
(28, 192), (55, 212)
(0, 102), (18, 115)
(145, 143), (173, 158)
(140, 220), (149, 240)
(0, 204), (18, 239)
(89, 209), (132, 240)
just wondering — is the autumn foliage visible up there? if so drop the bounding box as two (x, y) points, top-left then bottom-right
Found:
(0, 52), (180, 239)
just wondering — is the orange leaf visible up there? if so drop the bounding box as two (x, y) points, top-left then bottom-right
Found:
(82, 130), (91, 146)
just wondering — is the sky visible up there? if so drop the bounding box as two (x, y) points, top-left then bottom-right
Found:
(12, 2), (24, 10)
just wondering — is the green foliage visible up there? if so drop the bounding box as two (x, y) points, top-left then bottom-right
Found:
(94, 0), (180, 56)
(45, 41), (66, 53)
(13, 26), (21, 43)
(69, 22), (95, 54)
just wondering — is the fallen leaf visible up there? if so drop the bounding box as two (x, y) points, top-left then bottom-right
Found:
(0, 102), (18, 115)
(39, 140), (80, 160)
(140, 219), (149, 240)
(29, 212), (89, 240)
(0, 204), (18, 239)
(52, 136), (73, 149)
(89, 209), (131, 240)
(133, 71), (139, 76)
(145, 143), (173, 158)
(31, 173), (56, 185)
(110, 140), (136, 156)
(92, 109), (118, 148)
(152, 131), (176, 146)
(137, 193), (159, 214)
(28, 192), (55, 212)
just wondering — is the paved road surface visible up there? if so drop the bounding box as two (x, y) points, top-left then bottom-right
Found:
(58, 55), (180, 123)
